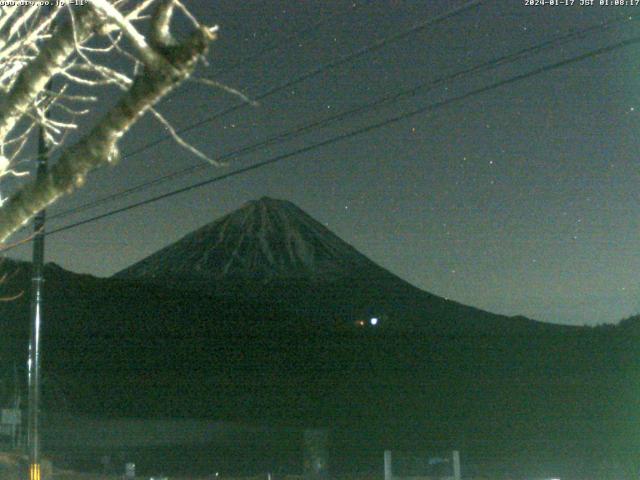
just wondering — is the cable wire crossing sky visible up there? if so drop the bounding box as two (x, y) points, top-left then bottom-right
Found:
(6, 0), (640, 327)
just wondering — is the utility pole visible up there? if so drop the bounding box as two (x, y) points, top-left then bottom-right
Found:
(27, 90), (50, 480)
(384, 450), (393, 480)
(452, 450), (461, 480)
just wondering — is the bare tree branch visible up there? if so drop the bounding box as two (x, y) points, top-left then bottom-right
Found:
(0, 7), (98, 143)
(0, 6), (217, 242)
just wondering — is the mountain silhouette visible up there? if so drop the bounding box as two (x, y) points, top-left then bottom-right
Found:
(112, 197), (558, 334)
(115, 197), (381, 282)
(0, 198), (637, 477)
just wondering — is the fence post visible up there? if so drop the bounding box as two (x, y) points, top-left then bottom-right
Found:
(384, 450), (393, 480)
(452, 450), (461, 480)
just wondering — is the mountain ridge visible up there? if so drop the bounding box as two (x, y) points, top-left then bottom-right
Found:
(115, 197), (383, 283)
(0, 201), (635, 476)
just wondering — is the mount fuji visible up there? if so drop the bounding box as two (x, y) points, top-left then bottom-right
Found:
(116, 197), (390, 283)
(0, 198), (633, 476)
(113, 196), (551, 334)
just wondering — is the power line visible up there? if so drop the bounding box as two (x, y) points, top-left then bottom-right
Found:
(17, 34), (639, 246)
(171, 2), (365, 100)
(47, 13), (638, 223)
(212, 3), (362, 78)
(49, 15), (637, 219)
(0, 0), (483, 239)
(117, 0), (483, 159)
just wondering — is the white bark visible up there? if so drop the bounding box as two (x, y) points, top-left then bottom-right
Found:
(0, 1), (218, 242)
(0, 7), (98, 142)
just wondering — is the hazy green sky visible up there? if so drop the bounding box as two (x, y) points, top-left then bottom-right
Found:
(9, 1), (640, 326)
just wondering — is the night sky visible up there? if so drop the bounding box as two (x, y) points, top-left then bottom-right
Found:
(6, 0), (640, 326)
